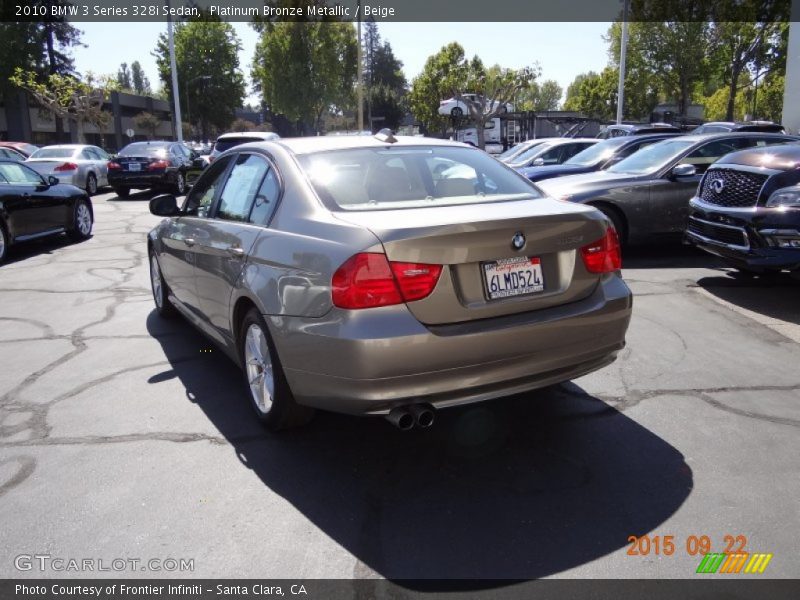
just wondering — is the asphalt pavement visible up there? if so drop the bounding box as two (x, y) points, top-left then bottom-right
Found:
(0, 190), (798, 581)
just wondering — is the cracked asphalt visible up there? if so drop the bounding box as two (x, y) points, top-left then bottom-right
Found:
(1, 190), (799, 581)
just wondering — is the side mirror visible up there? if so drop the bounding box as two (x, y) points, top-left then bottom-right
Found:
(149, 194), (180, 217)
(532, 157), (545, 167)
(48, 175), (59, 186)
(671, 163), (696, 179)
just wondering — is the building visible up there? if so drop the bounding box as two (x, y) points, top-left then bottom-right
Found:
(0, 89), (174, 152)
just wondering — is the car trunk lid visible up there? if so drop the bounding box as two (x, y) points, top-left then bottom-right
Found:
(335, 198), (608, 325)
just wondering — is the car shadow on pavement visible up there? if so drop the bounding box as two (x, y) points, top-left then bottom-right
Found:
(146, 312), (692, 584)
(622, 241), (724, 270)
(697, 271), (800, 326)
(106, 189), (160, 202)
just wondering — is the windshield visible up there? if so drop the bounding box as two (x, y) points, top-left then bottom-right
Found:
(607, 139), (694, 175)
(299, 146), (541, 211)
(566, 138), (628, 167)
(30, 148), (76, 159)
(508, 142), (555, 167)
(119, 143), (169, 157)
(498, 140), (548, 162)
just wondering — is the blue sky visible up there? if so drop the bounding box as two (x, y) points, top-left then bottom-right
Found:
(71, 22), (612, 104)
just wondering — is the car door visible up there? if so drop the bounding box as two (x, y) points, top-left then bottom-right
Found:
(158, 155), (234, 316)
(0, 162), (64, 236)
(192, 152), (274, 341)
(89, 146), (110, 186)
(649, 138), (747, 233)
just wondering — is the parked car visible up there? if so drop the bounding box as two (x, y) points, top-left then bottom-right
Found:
(147, 134), (632, 430)
(209, 132), (281, 162)
(519, 133), (681, 183)
(438, 94), (513, 118)
(0, 160), (93, 264)
(692, 121), (785, 135)
(537, 132), (799, 245)
(597, 123), (683, 139)
(497, 138), (553, 163)
(25, 144), (111, 196)
(686, 142), (800, 277)
(0, 141), (39, 158)
(506, 138), (599, 170)
(0, 147), (26, 162)
(108, 141), (194, 198)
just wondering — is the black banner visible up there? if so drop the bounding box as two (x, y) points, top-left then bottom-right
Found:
(1, 0), (794, 23)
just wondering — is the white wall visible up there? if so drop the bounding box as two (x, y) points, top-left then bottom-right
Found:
(783, 11), (800, 133)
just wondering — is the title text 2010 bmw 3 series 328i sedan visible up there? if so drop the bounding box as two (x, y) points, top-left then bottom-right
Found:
(147, 134), (632, 430)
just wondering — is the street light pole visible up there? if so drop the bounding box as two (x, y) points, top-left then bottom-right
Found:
(166, 0), (182, 142)
(357, 0), (364, 132)
(616, 0), (629, 125)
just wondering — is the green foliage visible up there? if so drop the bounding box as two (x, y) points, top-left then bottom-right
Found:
(133, 111), (161, 139)
(368, 84), (406, 130)
(408, 42), (468, 134)
(230, 118), (256, 132)
(252, 21), (357, 133)
(117, 63), (132, 90)
(516, 79), (563, 112)
(563, 68), (619, 121)
(154, 21), (246, 137)
(130, 62), (151, 96)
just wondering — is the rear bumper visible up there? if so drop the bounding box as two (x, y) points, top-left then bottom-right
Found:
(273, 275), (632, 415)
(686, 198), (800, 271)
(108, 171), (172, 189)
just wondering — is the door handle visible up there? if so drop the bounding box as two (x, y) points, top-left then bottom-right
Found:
(226, 246), (245, 258)
(183, 237), (196, 247)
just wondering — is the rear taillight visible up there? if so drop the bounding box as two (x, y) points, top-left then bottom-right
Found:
(581, 228), (622, 273)
(148, 160), (170, 170)
(54, 162), (78, 172)
(107, 161), (121, 170)
(332, 253), (442, 309)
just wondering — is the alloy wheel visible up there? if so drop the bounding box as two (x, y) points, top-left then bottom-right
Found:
(87, 174), (97, 195)
(150, 255), (163, 308)
(76, 204), (92, 236)
(244, 324), (275, 415)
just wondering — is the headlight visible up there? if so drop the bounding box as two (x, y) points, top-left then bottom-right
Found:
(766, 186), (800, 208)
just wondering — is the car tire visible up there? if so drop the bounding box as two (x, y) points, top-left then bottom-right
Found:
(148, 249), (177, 318)
(451, 107), (463, 118)
(114, 187), (130, 198)
(239, 308), (314, 431)
(0, 220), (8, 264)
(67, 199), (93, 241)
(173, 172), (186, 196)
(85, 173), (97, 196)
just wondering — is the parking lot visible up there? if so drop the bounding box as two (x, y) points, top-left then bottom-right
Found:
(1, 189), (799, 580)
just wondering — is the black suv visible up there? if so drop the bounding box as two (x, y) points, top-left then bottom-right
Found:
(596, 123), (682, 139)
(687, 143), (800, 277)
(693, 121), (785, 134)
(108, 141), (194, 198)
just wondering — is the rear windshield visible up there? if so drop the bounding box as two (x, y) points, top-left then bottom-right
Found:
(298, 146), (541, 211)
(30, 148), (76, 159)
(119, 143), (169, 157)
(214, 137), (268, 153)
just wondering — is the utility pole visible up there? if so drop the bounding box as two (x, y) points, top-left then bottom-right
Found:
(167, 0), (183, 142)
(616, 0), (629, 125)
(357, 0), (364, 132)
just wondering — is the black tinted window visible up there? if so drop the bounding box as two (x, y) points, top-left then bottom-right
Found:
(119, 143), (170, 157)
(183, 155), (233, 217)
(214, 137), (267, 153)
(0, 163), (43, 185)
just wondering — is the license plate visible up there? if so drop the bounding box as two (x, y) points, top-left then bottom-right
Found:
(127, 163), (141, 172)
(483, 256), (544, 300)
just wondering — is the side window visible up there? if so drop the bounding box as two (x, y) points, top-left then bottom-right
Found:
(93, 147), (110, 160)
(79, 149), (93, 160)
(539, 146), (564, 165)
(0, 163), (43, 185)
(563, 143), (590, 161)
(684, 140), (743, 174)
(249, 167), (281, 225)
(183, 155), (233, 218)
(216, 153), (269, 222)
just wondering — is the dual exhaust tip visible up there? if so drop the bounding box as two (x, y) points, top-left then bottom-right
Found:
(386, 404), (435, 430)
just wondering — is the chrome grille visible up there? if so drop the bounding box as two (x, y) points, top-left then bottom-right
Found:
(687, 216), (749, 249)
(699, 169), (768, 208)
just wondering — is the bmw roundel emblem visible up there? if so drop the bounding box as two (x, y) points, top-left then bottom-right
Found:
(711, 179), (725, 194)
(512, 232), (526, 251)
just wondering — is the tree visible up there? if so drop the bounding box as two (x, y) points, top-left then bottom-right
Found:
(408, 42), (470, 134)
(117, 62), (132, 90)
(606, 22), (662, 120)
(130, 61), (151, 96)
(230, 118), (256, 132)
(562, 68), (619, 120)
(134, 111), (161, 139)
(10, 68), (116, 143)
(368, 84), (406, 130)
(252, 21), (357, 134)
(516, 79), (562, 111)
(362, 21), (408, 130)
(154, 21), (246, 140)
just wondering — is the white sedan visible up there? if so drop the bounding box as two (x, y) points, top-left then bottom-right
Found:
(438, 94), (513, 118)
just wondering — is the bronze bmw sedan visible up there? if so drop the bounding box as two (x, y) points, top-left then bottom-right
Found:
(147, 133), (632, 430)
